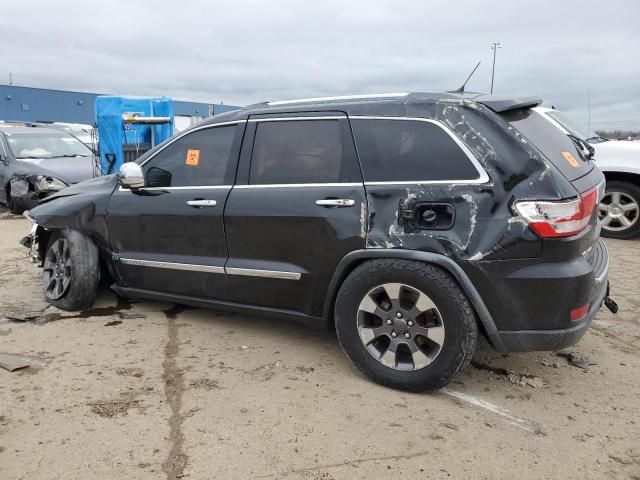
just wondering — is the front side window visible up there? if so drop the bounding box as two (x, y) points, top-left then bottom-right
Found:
(142, 126), (236, 187)
(250, 120), (348, 184)
(351, 119), (481, 182)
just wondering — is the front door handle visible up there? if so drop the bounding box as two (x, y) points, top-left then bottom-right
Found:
(187, 199), (217, 208)
(315, 199), (356, 207)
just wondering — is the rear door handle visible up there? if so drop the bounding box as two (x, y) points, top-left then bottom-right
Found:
(187, 199), (217, 208)
(315, 199), (356, 207)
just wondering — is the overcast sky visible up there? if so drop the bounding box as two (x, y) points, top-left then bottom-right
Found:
(1, 0), (639, 130)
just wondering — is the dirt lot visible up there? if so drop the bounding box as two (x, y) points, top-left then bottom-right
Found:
(0, 212), (638, 480)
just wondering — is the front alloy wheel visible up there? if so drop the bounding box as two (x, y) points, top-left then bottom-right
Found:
(357, 283), (445, 371)
(43, 237), (72, 300)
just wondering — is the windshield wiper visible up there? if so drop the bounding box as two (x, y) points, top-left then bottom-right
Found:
(59, 154), (89, 157)
(568, 134), (595, 160)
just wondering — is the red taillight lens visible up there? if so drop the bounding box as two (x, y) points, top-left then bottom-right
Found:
(570, 304), (590, 322)
(514, 187), (598, 238)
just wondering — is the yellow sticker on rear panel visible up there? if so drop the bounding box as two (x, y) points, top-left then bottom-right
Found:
(185, 149), (200, 166)
(561, 151), (580, 168)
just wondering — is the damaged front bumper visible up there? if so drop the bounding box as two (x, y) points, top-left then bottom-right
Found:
(20, 214), (41, 264)
(10, 174), (68, 211)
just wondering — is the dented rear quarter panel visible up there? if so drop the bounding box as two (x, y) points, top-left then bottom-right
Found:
(358, 98), (576, 262)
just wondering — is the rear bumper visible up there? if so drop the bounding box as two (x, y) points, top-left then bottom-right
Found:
(496, 277), (608, 351)
(462, 238), (610, 352)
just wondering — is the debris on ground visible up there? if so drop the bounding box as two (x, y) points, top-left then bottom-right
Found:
(118, 312), (147, 320)
(556, 352), (593, 369)
(104, 319), (123, 327)
(88, 393), (141, 417)
(189, 377), (221, 390)
(539, 358), (560, 368)
(507, 373), (544, 388)
(0, 353), (33, 372)
(2, 311), (62, 325)
(116, 367), (144, 378)
(3, 312), (42, 322)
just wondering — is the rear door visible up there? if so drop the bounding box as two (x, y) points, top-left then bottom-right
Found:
(108, 121), (243, 300)
(224, 113), (366, 317)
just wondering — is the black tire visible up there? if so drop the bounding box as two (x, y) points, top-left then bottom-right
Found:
(43, 229), (100, 310)
(334, 259), (478, 392)
(599, 181), (640, 239)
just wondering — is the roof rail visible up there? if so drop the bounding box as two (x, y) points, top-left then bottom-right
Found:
(267, 93), (409, 106)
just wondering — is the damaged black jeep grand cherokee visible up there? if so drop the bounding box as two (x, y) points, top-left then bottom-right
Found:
(23, 92), (614, 391)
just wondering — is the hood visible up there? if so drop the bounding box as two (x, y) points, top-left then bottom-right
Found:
(14, 155), (96, 184)
(593, 139), (640, 156)
(38, 174), (119, 204)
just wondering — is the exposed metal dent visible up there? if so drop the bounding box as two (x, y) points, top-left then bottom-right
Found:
(363, 98), (567, 262)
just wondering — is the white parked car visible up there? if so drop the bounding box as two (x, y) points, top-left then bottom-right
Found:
(535, 106), (640, 239)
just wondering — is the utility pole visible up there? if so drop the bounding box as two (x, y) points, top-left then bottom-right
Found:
(490, 42), (502, 94)
(587, 88), (591, 135)
(9, 72), (13, 86)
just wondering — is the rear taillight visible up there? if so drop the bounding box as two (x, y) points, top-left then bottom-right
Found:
(515, 187), (598, 238)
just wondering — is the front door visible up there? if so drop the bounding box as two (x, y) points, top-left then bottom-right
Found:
(108, 122), (243, 300)
(224, 114), (367, 317)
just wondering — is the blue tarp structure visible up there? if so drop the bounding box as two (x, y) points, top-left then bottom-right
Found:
(95, 96), (174, 174)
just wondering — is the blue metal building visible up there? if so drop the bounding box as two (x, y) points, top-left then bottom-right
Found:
(0, 84), (238, 125)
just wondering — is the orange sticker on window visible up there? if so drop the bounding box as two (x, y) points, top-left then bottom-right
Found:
(185, 149), (200, 166)
(561, 151), (580, 168)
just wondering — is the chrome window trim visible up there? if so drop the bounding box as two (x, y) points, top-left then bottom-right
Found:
(118, 258), (302, 280)
(226, 267), (301, 280)
(234, 182), (362, 189)
(138, 120), (246, 168)
(119, 258), (225, 274)
(267, 93), (409, 106)
(249, 116), (345, 122)
(349, 116), (490, 185)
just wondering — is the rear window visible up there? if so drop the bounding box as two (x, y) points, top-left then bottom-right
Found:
(350, 118), (481, 182)
(500, 109), (592, 181)
(250, 119), (360, 184)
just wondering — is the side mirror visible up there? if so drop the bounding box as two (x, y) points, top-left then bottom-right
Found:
(117, 162), (145, 189)
(0, 154), (7, 165)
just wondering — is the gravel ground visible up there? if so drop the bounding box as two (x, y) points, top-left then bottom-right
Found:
(1, 213), (639, 480)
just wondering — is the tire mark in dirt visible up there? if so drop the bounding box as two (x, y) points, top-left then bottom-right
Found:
(162, 305), (188, 480)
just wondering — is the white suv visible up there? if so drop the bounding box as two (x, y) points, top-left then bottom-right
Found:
(535, 106), (640, 239)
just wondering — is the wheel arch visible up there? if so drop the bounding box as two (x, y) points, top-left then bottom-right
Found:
(322, 249), (506, 351)
(602, 170), (640, 188)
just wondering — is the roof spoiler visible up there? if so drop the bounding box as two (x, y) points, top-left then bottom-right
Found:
(475, 94), (542, 113)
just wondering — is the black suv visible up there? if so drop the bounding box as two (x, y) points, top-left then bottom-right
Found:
(23, 92), (611, 391)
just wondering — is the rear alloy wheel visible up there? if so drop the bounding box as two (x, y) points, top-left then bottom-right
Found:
(335, 259), (478, 392)
(598, 181), (640, 239)
(357, 283), (445, 371)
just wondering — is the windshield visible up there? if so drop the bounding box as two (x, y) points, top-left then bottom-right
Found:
(546, 110), (599, 140)
(6, 133), (92, 159)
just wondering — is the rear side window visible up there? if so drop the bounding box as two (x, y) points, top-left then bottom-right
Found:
(351, 118), (480, 182)
(142, 126), (236, 187)
(250, 120), (359, 184)
(499, 109), (592, 182)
